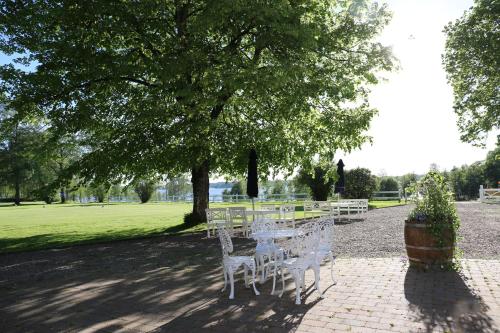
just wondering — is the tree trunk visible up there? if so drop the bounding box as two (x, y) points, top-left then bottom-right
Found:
(60, 187), (66, 204)
(14, 175), (21, 206)
(191, 160), (209, 223)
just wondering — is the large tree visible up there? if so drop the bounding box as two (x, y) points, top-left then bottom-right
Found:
(297, 160), (337, 201)
(483, 141), (500, 187)
(443, 0), (500, 145)
(0, 0), (394, 222)
(0, 103), (47, 204)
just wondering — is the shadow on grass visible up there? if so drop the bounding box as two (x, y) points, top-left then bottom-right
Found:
(0, 222), (207, 254)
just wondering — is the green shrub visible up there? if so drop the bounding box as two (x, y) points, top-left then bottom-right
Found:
(408, 171), (459, 226)
(407, 171), (461, 268)
(134, 180), (156, 203)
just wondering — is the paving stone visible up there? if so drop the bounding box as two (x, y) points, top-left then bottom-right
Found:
(0, 209), (499, 333)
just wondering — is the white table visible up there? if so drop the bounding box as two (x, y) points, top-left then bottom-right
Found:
(251, 228), (299, 284)
(250, 229), (298, 241)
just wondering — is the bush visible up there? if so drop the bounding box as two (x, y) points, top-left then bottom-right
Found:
(296, 162), (336, 201)
(344, 168), (376, 199)
(134, 180), (156, 203)
(408, 172), (459, 226)
(379, 177), (399, 191)
(229, 182), (243, 195)
(183, 212), (205, 225)
(90, 184), (108, 203)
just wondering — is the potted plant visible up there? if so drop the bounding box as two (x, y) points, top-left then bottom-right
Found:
(404, 171), (460, 269)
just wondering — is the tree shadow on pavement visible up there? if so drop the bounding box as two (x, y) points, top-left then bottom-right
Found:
(0, 233), (322, 332)
(404, 267), (497, 333)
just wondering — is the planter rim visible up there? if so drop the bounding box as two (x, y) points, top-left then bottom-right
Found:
(405, 219), (454, 225)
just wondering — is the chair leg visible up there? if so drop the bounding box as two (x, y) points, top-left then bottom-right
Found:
(259, 255), (266, 284)
(293, 271), (302, 305)
(329, 253), (337, 285)
(279, 269), (286, 298)
(313, 265), (324, 299)
(271, 260), (278, 295)
(244, 266), (249, 288)
(251, 264), (260, 296)
(222, 266), (228, 292)
(228, 268), (235, 299)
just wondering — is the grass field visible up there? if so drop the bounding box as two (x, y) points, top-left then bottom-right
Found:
(0, 200), (405, 253)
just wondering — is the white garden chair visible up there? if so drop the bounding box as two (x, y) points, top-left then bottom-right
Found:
(251, 218), (282, 283)
(260, 204), (278, 211)
(228, 207), (249, 237)
(217, 225), (260, 299)
(277, 222), (324, 305)
(280, 204), (296, 228)
(315, 216), (336, 284)
(206, 208), (229, 238)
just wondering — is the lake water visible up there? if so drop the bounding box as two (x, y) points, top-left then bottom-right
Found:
(209, 187), (228, 196)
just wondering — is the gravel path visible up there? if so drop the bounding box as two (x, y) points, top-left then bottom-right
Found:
(333, 202), (500, 259)
(0, 202), (498, 286)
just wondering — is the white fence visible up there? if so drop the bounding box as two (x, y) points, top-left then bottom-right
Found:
(101, 193), (311, 203)
(479, 185), (500, 204)
(371, 190), (402, 201)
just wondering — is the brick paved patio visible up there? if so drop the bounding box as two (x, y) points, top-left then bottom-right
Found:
(1, 203), (499, 332)
(1, 253), (499, 332)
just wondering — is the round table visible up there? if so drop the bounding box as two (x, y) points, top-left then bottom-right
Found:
(250, 229), (298, 241)
(251, 228), (299, 284)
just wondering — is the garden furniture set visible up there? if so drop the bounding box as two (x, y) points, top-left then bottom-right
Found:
(209, 205), (337, 305)
(205, 204), (296, 238)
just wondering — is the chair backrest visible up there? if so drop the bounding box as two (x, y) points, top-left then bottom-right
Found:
(304, 201), (331, 211)
(260, 204), (277, 211)
(275, 218), (294, 229)
(217, 225), (233, 256)
(280, 204), (295, 218)
(206, 208), (227, 222)
(286, 222), (319, 257)
(228, 207), (247, 222)
(317, 216), (335, 248)
(251, 218), (277, 234)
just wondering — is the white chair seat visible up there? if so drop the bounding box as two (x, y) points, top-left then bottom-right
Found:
(225, 256), (255, 267)
(217, 225), (259, 299)
(256, 242), (280, 254)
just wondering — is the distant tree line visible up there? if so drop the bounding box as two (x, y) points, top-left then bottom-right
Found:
(443, 143), (499, 200)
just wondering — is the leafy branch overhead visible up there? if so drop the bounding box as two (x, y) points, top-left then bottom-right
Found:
(443, 0), (500, 146)
(0, 0), (395, 219)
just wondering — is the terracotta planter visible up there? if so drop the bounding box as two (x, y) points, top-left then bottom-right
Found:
(404, 220), (455, 268)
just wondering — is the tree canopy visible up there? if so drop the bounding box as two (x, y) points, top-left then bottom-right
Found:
(379, 177), (399, 192)
(443, 0), (500, 145)
(297, 160), (337, 201)
(0, 0), (394, 221)
(343, 167), (376, 199)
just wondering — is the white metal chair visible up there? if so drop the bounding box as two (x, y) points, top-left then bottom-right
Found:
(228, 207), (249, 237)
(251, 218), (282, 284)
(280, 204), (296, 228)
(260, 204), (278, 211)
(217, 225), (260, 299)
(315, 216), (336, 284)
(278, 222), (324, 305)
(206, 208), (229, 238)
(303, 201), (333, 218)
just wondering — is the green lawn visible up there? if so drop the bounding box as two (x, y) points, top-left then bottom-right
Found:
(0, 200), (405, 253)
(368, 200), (407, 209)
